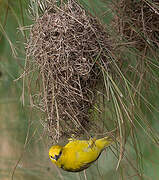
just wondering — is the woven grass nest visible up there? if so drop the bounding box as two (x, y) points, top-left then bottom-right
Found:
(113, 0), (159, 51)
(26, 0), (113, 142)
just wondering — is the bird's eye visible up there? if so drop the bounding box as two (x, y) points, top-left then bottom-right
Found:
(50, 150), (62, 161)
(50, 156), (54, 160)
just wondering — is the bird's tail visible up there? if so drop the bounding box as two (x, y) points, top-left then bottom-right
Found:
(95, 136), (113, 150)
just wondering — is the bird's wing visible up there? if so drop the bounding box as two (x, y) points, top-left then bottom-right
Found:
(61, 140), (101, 172)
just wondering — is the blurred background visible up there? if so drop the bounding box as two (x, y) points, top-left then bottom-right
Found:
(0, 0), (159, 179)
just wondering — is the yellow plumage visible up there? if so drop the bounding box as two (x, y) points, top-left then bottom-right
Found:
(49, 136), (113, 172)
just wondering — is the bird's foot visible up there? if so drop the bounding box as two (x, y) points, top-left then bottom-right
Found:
(68, 134), (76, 141)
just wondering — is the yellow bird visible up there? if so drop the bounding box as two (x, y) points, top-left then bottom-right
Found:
(49, 136), (113, 172)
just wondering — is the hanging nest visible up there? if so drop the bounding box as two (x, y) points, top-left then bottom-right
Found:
(112, 0), (159, 51)
(26, 0), (113, 142)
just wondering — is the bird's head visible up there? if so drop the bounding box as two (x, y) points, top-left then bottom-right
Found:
(49, 145), (63, 163)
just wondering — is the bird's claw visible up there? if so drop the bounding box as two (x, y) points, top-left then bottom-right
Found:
(88, 137), (96, 149)
(68, 134), (76, 141)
